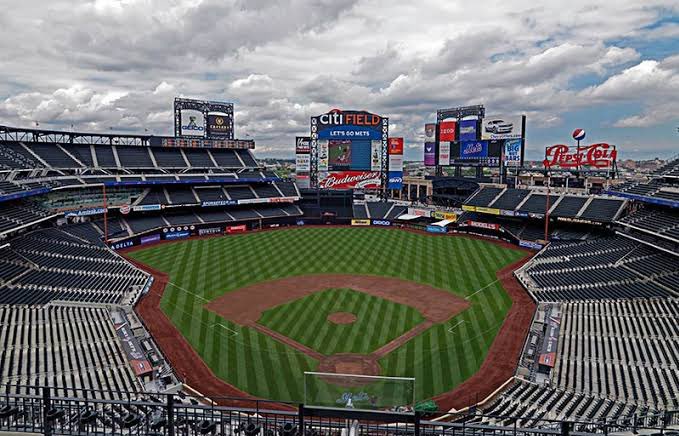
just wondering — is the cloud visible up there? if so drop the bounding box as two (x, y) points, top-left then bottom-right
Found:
(0, 0), (677, 158)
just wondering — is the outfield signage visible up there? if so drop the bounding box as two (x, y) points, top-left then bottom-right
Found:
(467, 220), (500, 230)
(351, 219), (371, 226)
(519, 240), (544, 250)
(65, 207), (107, 217)
(476, 206), (500, 215)
(133, 204), (162, 212)
(110, 240), (134, 250)
(198, 227), (222, 236)
(371, 219), (391, 226)
(426, 224), (448, 234)
(226, 224), (247, 234)
(140, 234), (161, 245)
(165, 231), (190, 240)
(202, 200), (238, 207)
(432, 211), (457, 221)
(408, 207), (432, 218)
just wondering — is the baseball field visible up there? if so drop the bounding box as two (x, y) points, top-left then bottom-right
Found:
(128, 227), (527, 405)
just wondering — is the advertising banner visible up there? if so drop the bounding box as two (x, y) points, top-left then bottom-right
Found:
(201, 200), (238, 207)
(140, 234), (161, 245)
(65, 207), (107, 217)
(226, 224), (247, 234)
(111, 240), (134, 250)
(165, 231), (190, 240)
(468, 220), (500, 230)
(432, 211), (457, 221)
(519, 240), (544, 250)
(426, 224), (448, 234)
(462, 205), (477, 212)
(538, 313), (561, 368)
(388, 154), (403, 172)
(207, 113), (232, 138)
(481, 115), (523, 140)
(544, 143), (617, 169)
(180, 109), (205, 137)
(439, 141), (451, 166)
(370, 140), (382, 171)
(460, 141), (488, 160)
(296, 136), (311, 154)
(504, 139), (522, 166)
(459, 119), (478, 141)
(296, 154), (311, 172)
(439, 121), (457, 141)
(388, 137), (404, 155)
(372, 219), (391, 226)
(318, 171), (381, 190)
(387, 171), (403, 190)
(408, 207), (432, 217)
(296, 174), (310, 189)
(424, 123), (436, 141)
(424, 142), (436, 166)
(133, 204), (162, 212)
(476, 206), (501, 215)
(351, 219), (371, 226)
(199, 227), (223, 236)
(318, 140), (329, 171)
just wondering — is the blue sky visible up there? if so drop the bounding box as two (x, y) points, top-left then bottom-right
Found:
(0, 1), (677, 161)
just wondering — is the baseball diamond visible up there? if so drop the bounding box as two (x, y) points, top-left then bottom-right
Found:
(127, 227), (528, 404)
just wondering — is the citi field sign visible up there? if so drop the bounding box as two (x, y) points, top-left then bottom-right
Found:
(315, 109), (384, 140)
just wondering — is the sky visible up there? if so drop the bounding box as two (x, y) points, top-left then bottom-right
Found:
(0, 0), (678, 161)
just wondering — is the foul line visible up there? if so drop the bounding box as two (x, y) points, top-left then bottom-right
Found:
(166, 282), (210, 303)
(465, 279), (500, 300)
(212, 323), (239, 337)
(447, 320), (465, 333)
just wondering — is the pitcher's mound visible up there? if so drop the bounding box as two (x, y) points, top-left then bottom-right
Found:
(327, 312), (357, 324)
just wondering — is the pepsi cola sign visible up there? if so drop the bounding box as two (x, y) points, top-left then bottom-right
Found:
(544, 143), (617, 169)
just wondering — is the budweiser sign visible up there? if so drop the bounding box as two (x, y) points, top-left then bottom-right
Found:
(319, 171), (381, 189)
(544, 143), (617, 169)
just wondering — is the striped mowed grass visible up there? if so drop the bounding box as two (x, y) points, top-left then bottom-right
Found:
(128, 227), (525, 403)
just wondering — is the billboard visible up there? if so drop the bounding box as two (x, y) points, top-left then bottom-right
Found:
(387, 137), (403, 189)
(439, 121), (456, 141)
(318, 140), (329, 171)
(424, 123), (436, 141)
(371, 140), (382, 171)
(296, 154), (311, 172)
(316, 110), (383, 140)
(318, 171), (381, 189)
(174, 98), (234, 140)
(481, 115), (523, 140)
(544, 143), (617, 169)
(180, 110), (205, 137)
(459, 119), (478, 141)
(296, 136), (311, 154)
(504, 139), (522, 166)
(424, 142), (436, 166)
(460, 141), (488, 160)
(207, 113), (232, 138)
(439, 141), (450, 165)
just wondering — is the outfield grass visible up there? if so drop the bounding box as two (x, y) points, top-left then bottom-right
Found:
(258, 288), (426, 355)
(128, 227), (525, 403)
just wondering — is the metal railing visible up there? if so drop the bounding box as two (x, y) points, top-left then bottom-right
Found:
(0, 386), (676, 436)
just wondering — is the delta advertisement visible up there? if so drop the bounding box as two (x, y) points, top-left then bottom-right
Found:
(315, 110), (384, 141)
(206, 113), (233, 138)
(424, 142), (436, 166)
(439, 121), (456, 141)
(318, 171), (381, 189)
(459, 119), (478, 141)
(180, 110), (205, 137)
(481, 115), (523, 140)
(387, 137), (404, 190)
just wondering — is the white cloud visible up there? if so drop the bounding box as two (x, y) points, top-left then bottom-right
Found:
(0, 0), (677, 157)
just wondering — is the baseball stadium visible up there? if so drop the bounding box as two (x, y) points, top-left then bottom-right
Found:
(0, 99), (676, 436)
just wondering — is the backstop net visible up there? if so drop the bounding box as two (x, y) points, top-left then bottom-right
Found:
(304, 372), (415, 412)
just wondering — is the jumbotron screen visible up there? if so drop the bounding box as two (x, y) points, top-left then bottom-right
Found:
(328, 140), (372, 171)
